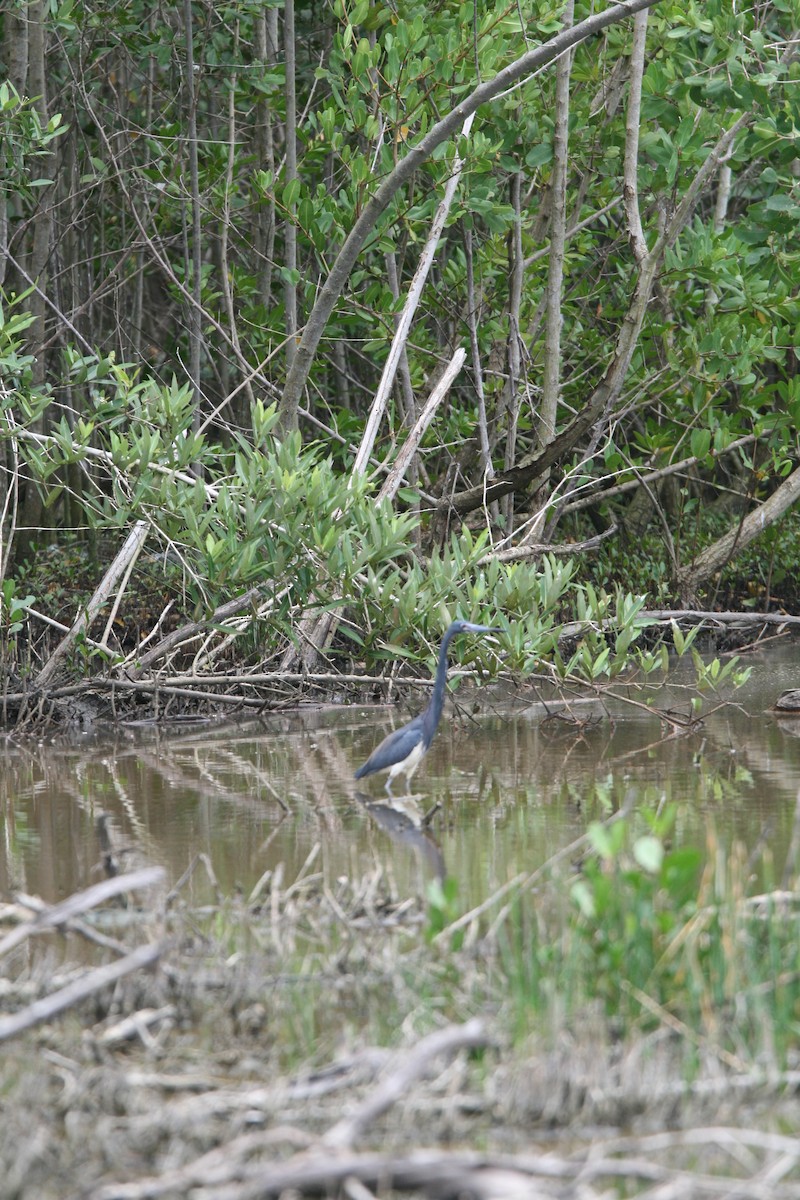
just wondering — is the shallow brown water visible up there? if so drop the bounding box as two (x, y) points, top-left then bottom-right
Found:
(3, 640), (800, 911)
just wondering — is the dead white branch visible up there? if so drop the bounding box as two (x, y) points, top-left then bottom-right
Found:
(378, 349), (467, 503)
(34, 520), (149, 688)
(323, 1017), (490, 1149)
(351, 113), (475, 478)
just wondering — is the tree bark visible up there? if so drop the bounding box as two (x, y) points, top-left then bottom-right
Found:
(501, 169), (524, 534)
(540, 0), (575, 447)
(183, 0), (204, 431)
(622, 8), (649, 265)
(14, 0), (54, 561)
(529, 0), (574, 539)
(283, 0), (298, 370)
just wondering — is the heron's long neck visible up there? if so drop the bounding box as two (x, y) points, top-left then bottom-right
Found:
(423, 627), (457, 742)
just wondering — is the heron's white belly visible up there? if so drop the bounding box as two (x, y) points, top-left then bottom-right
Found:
(388, 738), (426, 783)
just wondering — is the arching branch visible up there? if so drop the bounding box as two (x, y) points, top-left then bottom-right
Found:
(276, 0), (664, 435)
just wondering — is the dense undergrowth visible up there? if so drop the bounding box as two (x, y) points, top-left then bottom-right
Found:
(2, 1), (799, 720)
(0, 319), (755, 716)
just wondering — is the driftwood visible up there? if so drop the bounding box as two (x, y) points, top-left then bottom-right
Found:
(90, 1020), (491, 1199)
(0, 940), (162, 1044)
(91, 1139), (800, 1200)
(34, 520), (149, 688)
(85, 1008), (800, 1200)
(677, 463), (800, 602)
(0, 867), (165, 1044)
(322, 1017), (490, 1150)
(0, 866), (165, 959)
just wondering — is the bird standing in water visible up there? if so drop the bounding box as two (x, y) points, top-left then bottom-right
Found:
(354, 620), (499, 794)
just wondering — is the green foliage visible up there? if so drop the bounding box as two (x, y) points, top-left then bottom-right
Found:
(2, 0), (799, 671)
(5, 340), (753, 691)
(425, 876), (463, 948)
(569, 808), (706, 1017)
(0, 81), (64, 198)
(22, 372), (420, 635)
(0, 294), (45, 422)
(2, 340), (703, 687)
(0, 580), (36, 638)
(495, 808), (800, 1062)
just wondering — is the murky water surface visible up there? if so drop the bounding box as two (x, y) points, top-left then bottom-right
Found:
(3, 641), (800, 908)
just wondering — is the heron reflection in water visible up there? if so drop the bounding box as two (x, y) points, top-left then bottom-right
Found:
(354, 620), (499, 794)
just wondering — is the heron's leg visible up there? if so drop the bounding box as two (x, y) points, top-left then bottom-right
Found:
(404, 761), (420, 792)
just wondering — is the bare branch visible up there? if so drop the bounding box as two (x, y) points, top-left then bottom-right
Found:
(34, 520), (149, 688)
(378, 350), (466, 503)
(351, 113), (475, 476)
(677, 464), (800, 604)
(323, 1019), (490, 1149)
(0, 941), (162, 1044)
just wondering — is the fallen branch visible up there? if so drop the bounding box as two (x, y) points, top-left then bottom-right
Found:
(323, 1017), (490, 1149)
(677, 463), (800, 603)
(640, 608), (800, 630)
(124, 584), (265, 679)
(97, 1005), (176, 1048)
(4, 608), (787, 718)
(0, 940), (162, 1044)
(557, 607), (800, 641)
(478, 524), (617, 564)
(34, 521), (149, 689)
(0, 866), (165, 959)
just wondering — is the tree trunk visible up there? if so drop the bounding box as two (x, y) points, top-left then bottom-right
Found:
(283, 0), (298, 373)
(183, 0), (204, 435)
(676, 468), (800, 605)
(529, 0), (574, 540)
(14, 1), (54, 563)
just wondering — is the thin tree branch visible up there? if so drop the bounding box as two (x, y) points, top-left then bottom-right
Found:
(351, 113), (475, 476)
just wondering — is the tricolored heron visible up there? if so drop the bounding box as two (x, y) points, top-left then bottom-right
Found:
(354, 620), (499, 794)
